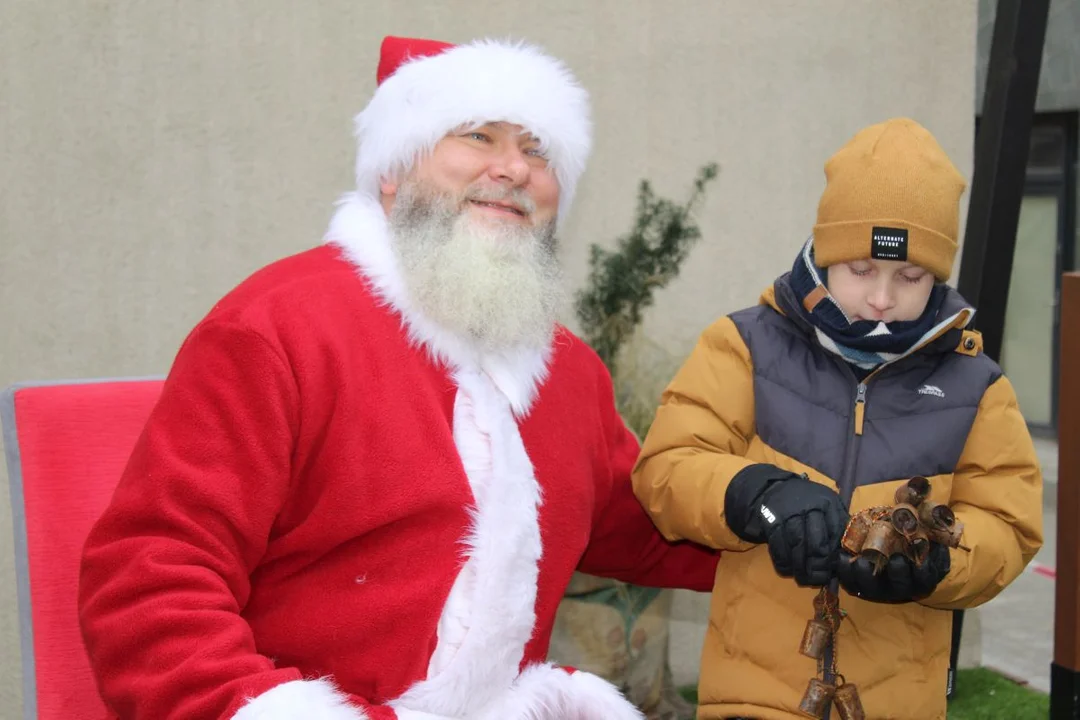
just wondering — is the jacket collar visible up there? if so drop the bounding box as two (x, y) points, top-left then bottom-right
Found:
(763, 273), (978, 360)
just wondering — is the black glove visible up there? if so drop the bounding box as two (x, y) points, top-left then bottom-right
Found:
(724, 464), (849, 587)
(835, 543), (951, 603)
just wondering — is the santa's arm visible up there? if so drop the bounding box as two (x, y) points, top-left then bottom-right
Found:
(574, 362), (719, 591)
(77, 320), (419, 720)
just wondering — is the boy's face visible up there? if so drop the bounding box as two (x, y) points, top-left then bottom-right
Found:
(826, 259), (935, 323)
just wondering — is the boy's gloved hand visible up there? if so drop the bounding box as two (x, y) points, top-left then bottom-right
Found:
(835, 543), (951, 603)
(725, 464), (849, 586)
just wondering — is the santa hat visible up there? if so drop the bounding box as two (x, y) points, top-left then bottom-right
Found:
(353, 35), (593, 228)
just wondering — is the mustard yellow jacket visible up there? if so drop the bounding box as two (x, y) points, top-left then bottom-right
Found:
(632, 280), (1043, 720)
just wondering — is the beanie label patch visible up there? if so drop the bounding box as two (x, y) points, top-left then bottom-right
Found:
(871, 226), (909, 261)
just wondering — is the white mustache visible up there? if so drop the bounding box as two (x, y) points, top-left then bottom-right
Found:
(464, 185), (537, 215)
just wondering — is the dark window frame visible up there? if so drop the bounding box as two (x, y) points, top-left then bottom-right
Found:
(976, 110), (1078, 433)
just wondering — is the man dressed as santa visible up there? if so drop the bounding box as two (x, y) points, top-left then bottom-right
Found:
(78, 35), (719, 720)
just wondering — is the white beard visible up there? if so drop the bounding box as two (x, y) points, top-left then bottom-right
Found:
(387, 180), (564, 355)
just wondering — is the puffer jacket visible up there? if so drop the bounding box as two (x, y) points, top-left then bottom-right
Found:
(632, 272), (1043, 720)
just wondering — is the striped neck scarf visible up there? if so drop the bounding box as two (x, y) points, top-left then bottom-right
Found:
(788, 237), (947, 371)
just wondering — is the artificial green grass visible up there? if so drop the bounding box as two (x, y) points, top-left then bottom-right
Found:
(677, 667), (1048, 718)
(947, 667), (1048, 719)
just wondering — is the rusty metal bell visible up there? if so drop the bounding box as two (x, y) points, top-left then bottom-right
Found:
(920, 501), (967, 547)
(894, 476), (930, 506)
(919, 501), (954, 532)
(833, 680), (866, 720)
(890, 503), (920, 539)
(799, 617), (831, 660)
(798, 677), (836, 718)
(860, 520), (899, 574)
(910, 531), (931, 566)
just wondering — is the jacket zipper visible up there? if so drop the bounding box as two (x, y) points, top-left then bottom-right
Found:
(822, 378), (868, 718)
(806, 305), (966, 715)
(836, 376), (868, 509)
(852, 382), (867, 438)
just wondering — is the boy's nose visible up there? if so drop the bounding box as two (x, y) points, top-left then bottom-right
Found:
(866, 286), (895, 314)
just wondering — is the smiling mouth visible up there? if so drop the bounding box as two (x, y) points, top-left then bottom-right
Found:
(469, 200), (527, 217)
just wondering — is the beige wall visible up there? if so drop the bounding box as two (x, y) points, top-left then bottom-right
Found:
(0, 1), (976, 714)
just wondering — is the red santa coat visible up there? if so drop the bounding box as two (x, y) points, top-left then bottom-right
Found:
(78, 194), (719, 720)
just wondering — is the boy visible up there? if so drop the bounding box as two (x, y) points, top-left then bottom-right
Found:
(632, 118), (1043, 719)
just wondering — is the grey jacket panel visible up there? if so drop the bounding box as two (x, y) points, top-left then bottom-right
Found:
(729, 279), (1001, 492)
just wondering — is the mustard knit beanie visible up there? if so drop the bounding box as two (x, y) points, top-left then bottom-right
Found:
(813, 118), (967, 281)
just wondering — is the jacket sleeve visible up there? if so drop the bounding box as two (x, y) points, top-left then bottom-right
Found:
(630, 317), (760, 552)
(921, 374), (1044, 610)
(77, 320), (403, 720)
(574, 350), (720, 592)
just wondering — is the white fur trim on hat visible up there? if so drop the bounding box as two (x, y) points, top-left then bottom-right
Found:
(353, 38), (592, 229)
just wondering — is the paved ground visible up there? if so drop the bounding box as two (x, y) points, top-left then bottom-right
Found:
(977, 435), (1060, 693)
(667, 436), (1064, 694)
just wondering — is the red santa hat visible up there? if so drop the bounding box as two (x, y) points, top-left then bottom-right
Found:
(354, 35), (593, 229)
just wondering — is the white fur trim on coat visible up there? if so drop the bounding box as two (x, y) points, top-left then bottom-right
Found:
(354, 38), (591, 230)
(390, 368), (544, 717)
(394, 711), (459, 720)
(231, 678), (368, 720)
(325, 193), (551, 416)
(475, 663), (645, 720)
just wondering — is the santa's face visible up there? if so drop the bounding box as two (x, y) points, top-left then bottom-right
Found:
(382, 122), (560, 229)
(384, 169), (564, 355)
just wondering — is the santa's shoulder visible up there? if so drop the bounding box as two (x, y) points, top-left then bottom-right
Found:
(188, 245), (388, 345)
(212, 244), (366, 308)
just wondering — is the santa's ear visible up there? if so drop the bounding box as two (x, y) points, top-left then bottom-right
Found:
(379, 176), (399, 198)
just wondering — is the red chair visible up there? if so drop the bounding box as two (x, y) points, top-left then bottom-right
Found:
(2, 378), (164, 719)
